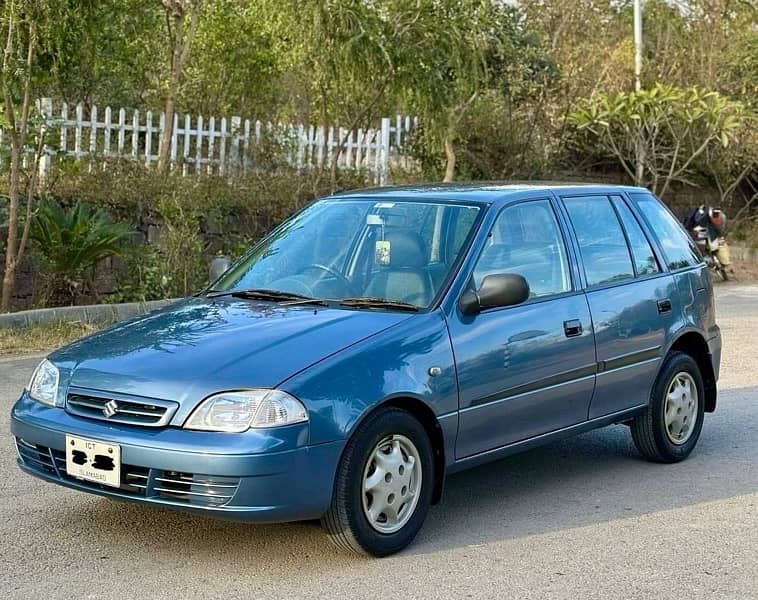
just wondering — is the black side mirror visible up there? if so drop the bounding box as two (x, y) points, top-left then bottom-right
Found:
(209, 256), (232, 282)
(459, 273), (530, 315)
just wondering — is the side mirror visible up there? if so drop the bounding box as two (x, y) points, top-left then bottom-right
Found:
(459, 273), (530, 316)
(209, 256), (232, 282)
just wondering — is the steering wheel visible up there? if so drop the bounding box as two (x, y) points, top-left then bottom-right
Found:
(301, 263), (355, 294)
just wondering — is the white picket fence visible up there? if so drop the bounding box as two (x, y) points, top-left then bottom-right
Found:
(2, 99), (417, 185)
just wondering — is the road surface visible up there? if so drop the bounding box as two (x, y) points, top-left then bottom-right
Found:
(1, 284), (757, 599)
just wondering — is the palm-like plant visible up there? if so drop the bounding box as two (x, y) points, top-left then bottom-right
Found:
(30, 201), (132, 304)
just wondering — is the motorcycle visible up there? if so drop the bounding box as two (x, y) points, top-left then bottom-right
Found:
(683, 206), (731, 281)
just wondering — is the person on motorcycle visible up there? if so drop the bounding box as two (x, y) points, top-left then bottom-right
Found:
(683, 205), (732, 273)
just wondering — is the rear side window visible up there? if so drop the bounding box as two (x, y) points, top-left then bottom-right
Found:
(611, 196), (660, 276)
(563, 196), (634, 286)
(631, 193), (702, 270)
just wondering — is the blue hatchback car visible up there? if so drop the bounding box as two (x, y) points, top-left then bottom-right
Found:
(12, 184), (721, 556)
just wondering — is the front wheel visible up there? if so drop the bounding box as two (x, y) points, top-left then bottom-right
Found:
(630, 351), (705, 463)
(321, 408), (434, 556)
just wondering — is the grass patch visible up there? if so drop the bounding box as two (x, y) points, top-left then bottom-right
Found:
(0, 321), (105, 355)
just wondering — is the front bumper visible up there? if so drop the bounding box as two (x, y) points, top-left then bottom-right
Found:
(11, 394), (343, 523)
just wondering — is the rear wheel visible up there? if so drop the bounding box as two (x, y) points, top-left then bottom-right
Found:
(321, 408), (433, 556)
(630, 351), (705, 463)
(714, 258), (729, 281)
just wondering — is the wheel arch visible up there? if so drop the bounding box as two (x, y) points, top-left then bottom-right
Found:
(341, 395), (447, 505)
(665, 330), (717, 412)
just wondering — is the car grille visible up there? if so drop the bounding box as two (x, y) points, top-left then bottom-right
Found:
(65, 391), (179, 427)
(15, 438), (57, 474)
(154, 471), (239, 507)
(15, 438), (240, 508)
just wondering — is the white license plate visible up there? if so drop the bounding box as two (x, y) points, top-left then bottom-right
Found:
(65, 435), (121, 488)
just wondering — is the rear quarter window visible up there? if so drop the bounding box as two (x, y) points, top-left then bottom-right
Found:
(611, 196), (660, 276)
(631, 193), (702, 270)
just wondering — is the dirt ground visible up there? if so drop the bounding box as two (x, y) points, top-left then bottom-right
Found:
(715, 258), (758, 284)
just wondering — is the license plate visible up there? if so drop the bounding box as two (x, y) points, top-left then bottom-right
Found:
(65, 435), (121, 488)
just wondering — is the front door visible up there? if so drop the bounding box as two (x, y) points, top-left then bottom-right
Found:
(449, 199), (597, 459)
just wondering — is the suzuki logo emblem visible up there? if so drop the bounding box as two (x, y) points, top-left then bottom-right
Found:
(102, 400), (119, 418)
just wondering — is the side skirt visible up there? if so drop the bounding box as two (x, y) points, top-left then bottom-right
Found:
(446, 404), (648, 475)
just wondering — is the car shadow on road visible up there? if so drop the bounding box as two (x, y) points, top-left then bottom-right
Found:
(49, 385), (758, 566)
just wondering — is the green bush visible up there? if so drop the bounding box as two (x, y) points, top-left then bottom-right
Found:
(30, 200), (132, 305)
(104, 243), (168, 304)
(37, 160), (381, 304)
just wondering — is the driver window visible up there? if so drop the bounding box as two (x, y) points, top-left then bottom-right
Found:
(472, 199), (571, 297)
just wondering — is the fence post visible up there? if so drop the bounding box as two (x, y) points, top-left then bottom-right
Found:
(379, 117), (391, 186)
(145, 111), (153, 167)
(230, 116), (241, 172)
(38, 98), (54, 185)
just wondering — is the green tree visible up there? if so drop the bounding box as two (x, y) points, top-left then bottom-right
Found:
(569, 84), (749, 200)
(41, 0), (163, 108)
(268, 0), (422, 188)
(156, 0), (203, 173)
(180, 0), (278, 117)
(1, 0), (73, 312)
(399, 0), (501, 182)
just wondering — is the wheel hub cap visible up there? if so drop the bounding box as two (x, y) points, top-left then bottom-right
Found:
(362, 434), (422, 534)
(664, 372), (698, 445)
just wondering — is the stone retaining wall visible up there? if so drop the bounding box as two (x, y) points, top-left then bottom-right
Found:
(0, 299), (176, 330)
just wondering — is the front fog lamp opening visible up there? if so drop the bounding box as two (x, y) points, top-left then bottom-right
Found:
(28, 359), (59, 406)
(185, 390), (308, 432)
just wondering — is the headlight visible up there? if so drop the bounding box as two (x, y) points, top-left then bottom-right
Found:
(27, 359), (59, 406)
(184, 390), (308, 433)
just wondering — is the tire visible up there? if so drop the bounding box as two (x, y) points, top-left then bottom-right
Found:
(321, 408), (434, 557)
(630, 351), (706, 463)
(717, 264), (729, 281)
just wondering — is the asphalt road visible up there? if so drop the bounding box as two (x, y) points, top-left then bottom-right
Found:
(2, 284), (757, 600)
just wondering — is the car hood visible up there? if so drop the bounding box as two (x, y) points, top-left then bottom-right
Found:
(50, 297), (411, 405)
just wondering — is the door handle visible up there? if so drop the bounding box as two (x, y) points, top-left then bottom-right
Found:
(657, 299), (672, 314)
(563, 319), (583, 337)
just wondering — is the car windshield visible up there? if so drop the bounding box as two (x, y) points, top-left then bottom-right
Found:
(210, 198), (482, 309)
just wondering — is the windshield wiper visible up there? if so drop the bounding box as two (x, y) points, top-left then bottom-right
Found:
(338, 297), (419, 312)
(207, 288), (328, 306)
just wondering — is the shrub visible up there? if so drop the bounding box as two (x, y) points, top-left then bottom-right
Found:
(30, 200), (132, 305)
(34, 160), (382, 304)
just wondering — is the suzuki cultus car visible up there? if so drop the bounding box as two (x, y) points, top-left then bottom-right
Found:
(12, 184), (721, 556)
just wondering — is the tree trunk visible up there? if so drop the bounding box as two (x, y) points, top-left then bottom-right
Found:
(1, 140), (21, 312)
(443, 138), (456, 183)
(157, 3), (202, 174)
(156, 26), (182, 174)
(635, 136), (645, 186)
(157, 90), (176, 173)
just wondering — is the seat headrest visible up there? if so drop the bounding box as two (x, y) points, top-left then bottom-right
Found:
(380, 230), (428, 268)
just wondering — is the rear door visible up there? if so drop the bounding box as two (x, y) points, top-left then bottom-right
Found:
(559, 193), (674, 418)
(449, 198), (597, 458)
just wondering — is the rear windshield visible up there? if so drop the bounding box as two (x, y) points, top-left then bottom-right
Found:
(631, 193), (702, 270)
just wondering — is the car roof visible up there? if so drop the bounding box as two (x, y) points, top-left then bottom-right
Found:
(329, 182), (651, 205)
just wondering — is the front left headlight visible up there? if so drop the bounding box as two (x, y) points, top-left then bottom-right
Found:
(184, 389), (308, 433)
(27, 359), (60, 406)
